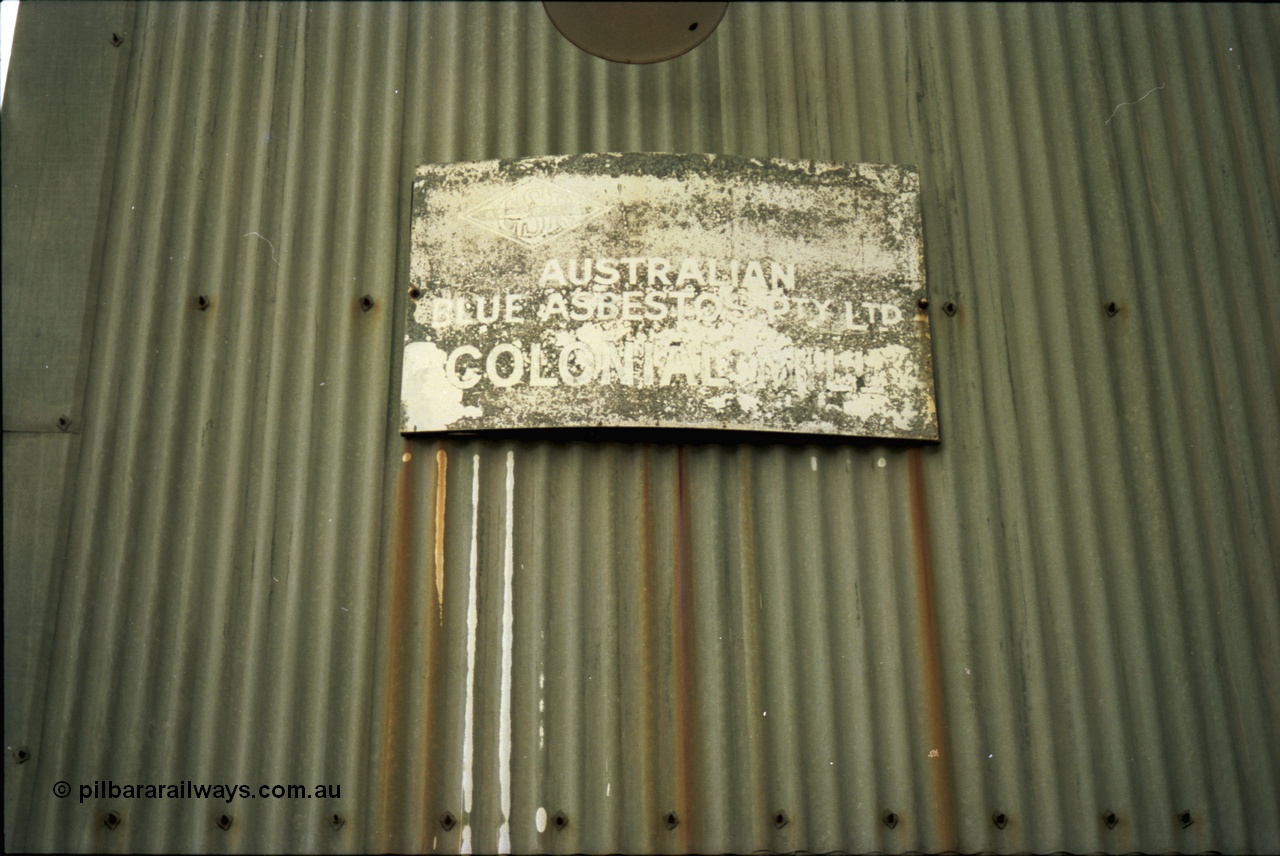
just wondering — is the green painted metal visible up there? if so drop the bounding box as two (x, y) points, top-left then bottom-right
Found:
(3, 3), (1278, 853)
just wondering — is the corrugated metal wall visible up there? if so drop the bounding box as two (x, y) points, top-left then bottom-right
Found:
(4, 2), (1278, 853)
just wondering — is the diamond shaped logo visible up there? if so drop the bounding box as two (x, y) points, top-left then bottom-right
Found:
(460, 177), (609, 249)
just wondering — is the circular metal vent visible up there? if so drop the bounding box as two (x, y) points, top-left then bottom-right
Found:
(543, 2), (728, 64)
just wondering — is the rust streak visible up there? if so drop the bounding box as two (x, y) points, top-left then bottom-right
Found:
(379, 439), (416, 848)
(673, 447), (696, 852)
(908, 448), (956, 848)
(738, 447), (768, 842)
(640, 447), (658, 851)
(419, 442), (449, 851)
(434, 449), (448, 623)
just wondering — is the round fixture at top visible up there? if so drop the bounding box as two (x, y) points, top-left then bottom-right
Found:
(543, 2), (728, 64)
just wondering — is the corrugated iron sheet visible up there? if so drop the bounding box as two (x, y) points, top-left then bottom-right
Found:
(4, 2), (1278, 853)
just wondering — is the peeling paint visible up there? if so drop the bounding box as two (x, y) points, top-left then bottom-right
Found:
(402, 153), (938, 440)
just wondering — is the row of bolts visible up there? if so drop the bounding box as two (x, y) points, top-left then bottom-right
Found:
(83, 807), (1193, 833)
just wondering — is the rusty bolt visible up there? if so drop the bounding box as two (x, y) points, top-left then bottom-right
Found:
(917, 297), (929, 311)
(773, 810), (789, 829)
(329, 813), (345, 831)
(1103, 810), (1118, 829)
(216, 814), (232, 831)
(552, 811), (568, 831)
(1105, 301), (1119, 317)
(14, 748), (30, 764)
(992, 810), (1008, 830)
(440, 812), (457, 831)
(105, 811), (121, 830)
(196, 294), (210, 311)
(359, 294), (374, 312)
(943, 300), (957, 316)
(408, 286), (423, 300)
(1179, 810), (1193, 828)
(664, 811), (679, 830)
(110, 33), (123, 47)
(882, 811), (898, 829)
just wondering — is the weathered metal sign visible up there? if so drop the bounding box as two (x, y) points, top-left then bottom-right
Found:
(401, 153), (938, 440)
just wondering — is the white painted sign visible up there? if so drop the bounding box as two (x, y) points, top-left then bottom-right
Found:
(401, 153), (938, 440)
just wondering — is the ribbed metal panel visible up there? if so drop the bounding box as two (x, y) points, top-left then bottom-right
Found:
(4, 2), (1278, 853)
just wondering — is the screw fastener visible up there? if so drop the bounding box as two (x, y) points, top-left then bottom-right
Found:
(329, 813), (345, 831)
(440, 812), (457, 831)
(1179, 810), (1194, 828)
(773, 810), (789, 829)
(552, 811), (568, 831)
(943, 300), (957, 316)
(105, 811), (121, 830)
(1103, 810), (1118, 829)
(882, 811), (899, 829)
(110, 33), (123, 47)
(216, 814), (232, 831)
(408, 286), (423, 300)
(917, 297), (929, 311)
(1105, 301), (1119, 317)
(14, 748), (30, 763)
(359, 295), (374, 312)
(664, 811), (679, 830)
(993, 811), (1009, 830)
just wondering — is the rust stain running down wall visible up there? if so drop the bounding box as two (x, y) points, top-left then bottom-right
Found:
(908, 448), (955, 846)
(3, 2), (1279, 854)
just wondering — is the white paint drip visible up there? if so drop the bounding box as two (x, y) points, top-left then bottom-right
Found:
(877, 457), (887, 468)
(460, 454), (480, 854)
(536, 807), (547, 833)
(607, 782), (611, 797)
(497, 450), (515, 854)
(436, 449), (448, 623)
(811, 455), (817, 471)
